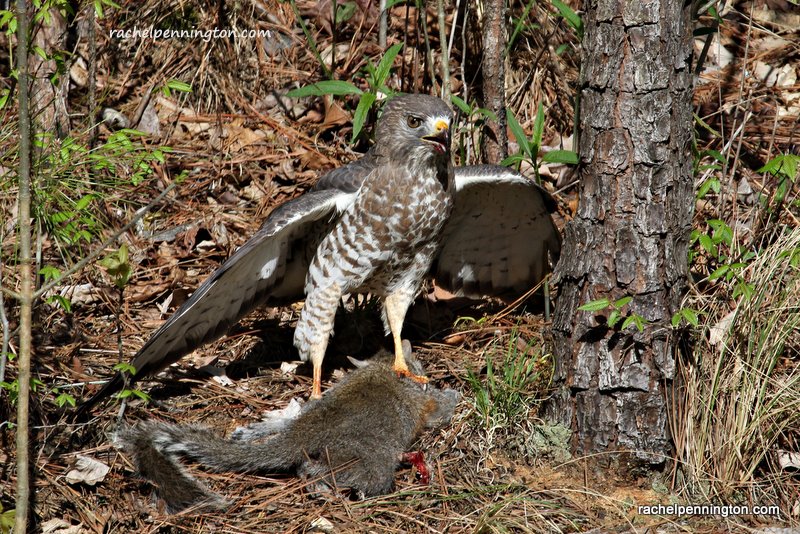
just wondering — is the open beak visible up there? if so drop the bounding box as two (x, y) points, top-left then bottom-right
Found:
(422, 120), (450, 154)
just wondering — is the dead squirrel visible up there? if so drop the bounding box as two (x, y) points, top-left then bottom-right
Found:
(119, 346), (459, 512)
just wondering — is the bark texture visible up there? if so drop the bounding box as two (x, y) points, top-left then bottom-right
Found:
(546, 0), (694, 464)
(480, 0), (507, 164)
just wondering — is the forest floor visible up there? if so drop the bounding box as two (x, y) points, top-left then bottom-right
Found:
(1, 1), (799, 532)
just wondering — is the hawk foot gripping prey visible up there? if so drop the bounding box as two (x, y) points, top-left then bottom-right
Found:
(79, 93), (561, 411)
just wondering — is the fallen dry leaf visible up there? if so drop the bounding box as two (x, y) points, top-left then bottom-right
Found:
(64, 455), (110, 486)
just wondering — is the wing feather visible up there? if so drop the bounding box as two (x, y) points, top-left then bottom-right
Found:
(434, 165), (561, 298)
(79, 189), (355, 411)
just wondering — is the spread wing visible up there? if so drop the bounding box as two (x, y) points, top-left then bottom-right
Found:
(79, 189), (356, 412)
(434, 165), (561, 297)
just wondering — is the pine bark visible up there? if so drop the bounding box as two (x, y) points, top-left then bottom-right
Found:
(546, 0), (695, 464)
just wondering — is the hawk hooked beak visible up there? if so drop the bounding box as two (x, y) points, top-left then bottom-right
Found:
(422, 119), (450, 155)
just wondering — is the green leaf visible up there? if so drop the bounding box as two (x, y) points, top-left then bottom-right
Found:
(698, 234), (716, 256)
(1, 507), (15, 534)
(578, 298), (611, 312)
(614, 296), (632, 308)
(450, 95), (471, 115)
(99, 244), (132, 288)
(165, 79), (192, 93)
(671, 312), (682, 328)
(705, 149), (725, 163)
(551, 0), (583, 39)
(475, 107), (498, 121)
(335, 1), (356, 23)
(694, 113), (721, 137)
(47, 295), (72, 313)
(733, 281), (754, 299)
(607, 309), (621, 328)
(542, 149), (578, 165)
(373, 42), (404, 88)
(680, 308), (699, 327)
(39, 265), (61, 282)
(351, 92), (377, 142)
(621, 315), (645, 332)
(531, 101), (545, 149)
(287, 81), (363, 98)
(113, 362), (137, 375)
(131, 389), (152, 402)
(758, 154), (800, 181)
(74, 193), (95, 211)
(55, 392), (76, 408)
(697, 177), (720, 199)
(708, 265), (729, 281)
(506, 108), (531, 159)
(500, 154), (526, 167)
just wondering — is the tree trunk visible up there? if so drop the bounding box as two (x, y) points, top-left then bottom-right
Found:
(480, 0), (507, 164)
(545, 0), (694, 465)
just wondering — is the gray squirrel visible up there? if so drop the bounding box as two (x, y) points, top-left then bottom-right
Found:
(119, 344), (460, 512)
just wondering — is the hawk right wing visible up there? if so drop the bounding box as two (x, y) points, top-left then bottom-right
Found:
(78, 188), (356, 413)
(434, 165), (561, 297)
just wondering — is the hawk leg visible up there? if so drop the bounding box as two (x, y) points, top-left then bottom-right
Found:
(384, 291), (428, 385)
(295, 283), (344, 399)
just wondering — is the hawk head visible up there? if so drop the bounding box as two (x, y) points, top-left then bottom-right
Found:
(374, 94), (453, 165)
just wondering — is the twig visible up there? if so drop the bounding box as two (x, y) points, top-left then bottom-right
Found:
(437, 0), (450, 102)
(87, 3), (98, 149)
(378, 0), (388, 47)
(0, 253), (8, 384)
(418, 0), (437, 92)
(15, 0), (33, 530)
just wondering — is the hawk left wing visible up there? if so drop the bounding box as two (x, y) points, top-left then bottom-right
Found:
(78, 188), (356, 413)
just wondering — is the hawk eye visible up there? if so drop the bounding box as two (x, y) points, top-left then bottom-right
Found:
(406, 115), (422, 128)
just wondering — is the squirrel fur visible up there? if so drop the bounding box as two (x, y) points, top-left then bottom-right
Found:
(119, 347), (459, 512)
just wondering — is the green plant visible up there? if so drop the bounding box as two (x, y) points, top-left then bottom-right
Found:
(671, 307), (701, 328)
(287, 42), (404, 141)
(677, 228), (800, 508)
(506, 0), (540, 54)
(286, 0), (332, 79)
(28, 130), (171, 264)
(449, 95), (497, 163)
(551, 0), (583, 40)
(466, 328), (550, 428)
(112, 362), (150, 403)
(578, 296), (648, 332)
(160, 78), (192, 98)
(758, 153), (800, 208)
(0, 375), (73, 407)
(0, 502), (14, 534)
(98, 245), (149, 405)
(502, 104), (578, 184)
(98, 243), (132, 290)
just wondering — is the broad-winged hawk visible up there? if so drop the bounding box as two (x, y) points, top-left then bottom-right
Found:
(80, 93), (561, 409)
